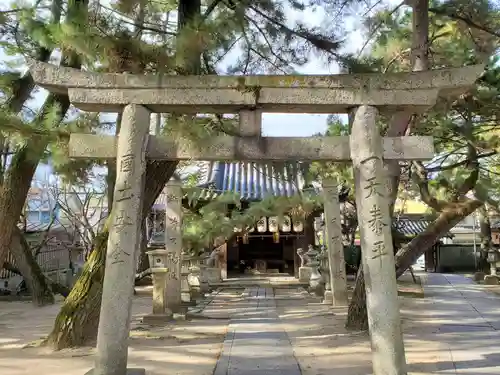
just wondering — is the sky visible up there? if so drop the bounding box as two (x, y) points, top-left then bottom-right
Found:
(0, 0), (401, 182)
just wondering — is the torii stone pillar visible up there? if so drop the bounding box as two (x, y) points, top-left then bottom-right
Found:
(350, 105), (406, 375)
(164, 180), (183, 313)
(322, 179), (348, 306)
(91, 104), (149, 375)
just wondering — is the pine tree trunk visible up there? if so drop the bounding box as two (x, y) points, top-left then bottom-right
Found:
(11, 228), (55, 305)
(0, 143), (56, 306)
(45, 161), (177, 349)
(345, 264), (368, 331)
(0, 144), (45, 267)
(44, 231), (108, 349)
(394, 199), (482, 278)
(0, 95), (77, 305)
(136, 221), (150, 275)
(345, 200), (481, 331)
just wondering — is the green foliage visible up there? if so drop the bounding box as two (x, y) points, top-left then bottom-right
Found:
(181, 189), (322, 253)
(308, 114), (353, 198)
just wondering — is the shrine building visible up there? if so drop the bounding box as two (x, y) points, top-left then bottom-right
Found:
(153, 161), (322, 276)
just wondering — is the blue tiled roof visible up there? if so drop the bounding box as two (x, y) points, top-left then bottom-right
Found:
(393, 217), (453, 238)
(198, 161), (307, 201)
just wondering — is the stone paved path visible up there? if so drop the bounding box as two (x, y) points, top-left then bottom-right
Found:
(422, 273), (500, 375)
(213, 286), (301, 375)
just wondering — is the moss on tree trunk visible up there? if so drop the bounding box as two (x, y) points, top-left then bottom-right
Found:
(45, 231), (108, 349)
(345, 264), (368, 331)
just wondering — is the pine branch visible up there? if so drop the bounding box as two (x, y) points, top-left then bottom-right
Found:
(247, 3), (342, 56)
(358, 1), (405, 57)
(429, 6), (500, 39)
(411, 161), (448, 211)
(425, 151), (496, 172)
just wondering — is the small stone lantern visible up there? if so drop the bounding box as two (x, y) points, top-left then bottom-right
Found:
(148, 249), (169, 269)
(143, 249), (172, 323)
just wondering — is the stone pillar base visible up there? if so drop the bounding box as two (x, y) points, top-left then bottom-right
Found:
(189, 287), (202, 300)
(142, 312), (173, 325)
(322, 290), (333, 304)
(200, 281), (210, 294)
(309, 282), (324, 297)
(484, 275), (499, 285)
(473, 272), (485, 282)
(298, 267), (311, 283)
(206, 267), (222, 284)
(199, 265), (210, 294)
(85, 368), (145, 375)
(181, 300), (197, 307)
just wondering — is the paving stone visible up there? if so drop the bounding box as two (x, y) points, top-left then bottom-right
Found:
(213, 286), (301, 375)
(422, 273), (500, 375)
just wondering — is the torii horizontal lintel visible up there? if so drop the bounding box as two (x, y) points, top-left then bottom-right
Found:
(69, 134), (435, 161)
(66, 87), (439, 113)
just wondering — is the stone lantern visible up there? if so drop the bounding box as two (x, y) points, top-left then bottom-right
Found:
(306, 245), (323, 296)
(148, 249), (169, 269)
(143, 249), (172, 322)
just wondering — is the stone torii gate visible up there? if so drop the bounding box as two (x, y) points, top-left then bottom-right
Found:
(29, 61), (482, 375)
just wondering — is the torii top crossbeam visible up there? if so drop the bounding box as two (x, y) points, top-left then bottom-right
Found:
(28, 61), (484, 162)
(29, 61), (483, 114)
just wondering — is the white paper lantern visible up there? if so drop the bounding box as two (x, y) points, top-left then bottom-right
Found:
(234, 226), (242, 233)
(280, 216), (291, 232)
(293, 219), (303, 233)
(268, 216), (278, 232)
(248, 225), (255, 232)
(257, 217), (267, 232)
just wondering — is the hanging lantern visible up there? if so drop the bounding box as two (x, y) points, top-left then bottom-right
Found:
(257, 217), (267, 232)
(273, 231), (280, 243)
(293, 219), (303, 232)
(248, 225), (255, 232)
(243, 232), (249, 244)
(234, 225), (242, 233)
(268, 216), (278, 233)
(280, 215), (291, 232)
